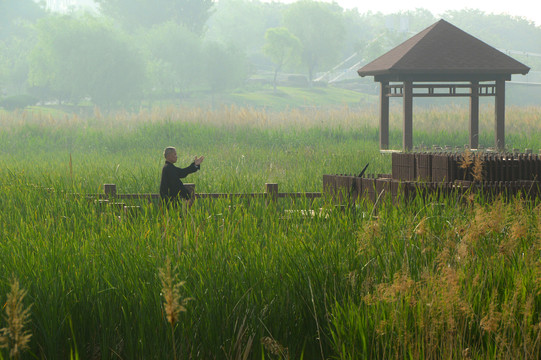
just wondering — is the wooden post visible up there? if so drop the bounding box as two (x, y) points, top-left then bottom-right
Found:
(184, 183), (195, 199)
(469, 81), (479, 149)
(322, 175), (335, 197)
(403, 80), (413, 151)
(495, 79), (505, 151)
(380, 81), (389, 150)
(265, 183), (278, 202)
(104, 184), (116, 197)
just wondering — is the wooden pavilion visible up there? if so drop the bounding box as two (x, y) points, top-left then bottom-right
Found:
(357, 19), (530, 151)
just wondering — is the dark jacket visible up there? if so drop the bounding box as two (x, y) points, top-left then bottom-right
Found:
(160, 161), (200, 205)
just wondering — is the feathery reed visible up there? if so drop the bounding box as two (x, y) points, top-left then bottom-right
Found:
(0, 277), (32, 360)
(159, 257), (191, 360)
(472, 154), (484, 182)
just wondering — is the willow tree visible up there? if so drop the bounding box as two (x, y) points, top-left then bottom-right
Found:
(263, 27), (301, 91)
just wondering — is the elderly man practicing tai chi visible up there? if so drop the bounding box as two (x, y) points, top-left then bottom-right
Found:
(160, 146), (204, 207)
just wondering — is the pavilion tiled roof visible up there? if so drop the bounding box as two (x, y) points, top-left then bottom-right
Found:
(358, 19), (530, 78)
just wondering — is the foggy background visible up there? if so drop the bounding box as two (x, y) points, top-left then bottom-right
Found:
(1, 0), (540, 111)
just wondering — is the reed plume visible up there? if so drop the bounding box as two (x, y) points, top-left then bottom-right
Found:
(160, 258), (191, 326)
(357, 219), (380, 254)
(459, 149), (474, 180)
(159, 258), (191, 360)
(261, 336), (289, 359)
(480, 293), (501, 334)
(0, 277), (32, 360)
(414, 216), (428, 237)
(472, 154), (484, 182)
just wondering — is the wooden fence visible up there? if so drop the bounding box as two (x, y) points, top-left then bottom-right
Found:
(96, 151), (541, 211)
(99, 183), (322, 202)
(392, 152), (541, 182)
(324, 174), (540, 204)
(325, 152), (541, 204)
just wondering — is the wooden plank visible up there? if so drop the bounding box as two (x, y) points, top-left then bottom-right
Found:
(415, 153), (432, 181)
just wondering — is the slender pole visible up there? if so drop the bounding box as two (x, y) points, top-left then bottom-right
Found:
(403, 80), (413, 151)
(495, 79), (505, 151)
(469, 81), (479, 149)
(380, 81), (389, 150)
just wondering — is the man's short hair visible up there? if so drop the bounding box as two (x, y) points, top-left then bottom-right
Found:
(164, 147), (176, 158)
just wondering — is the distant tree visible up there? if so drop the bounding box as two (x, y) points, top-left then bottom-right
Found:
(96, 0), (215, 35)
(200, 41), (248, 96)
(140, 22), (202, 95)
(442, 9), (541, 53)
(384, 9), (436, 35)
(0, 94), (38, 110)
(441, 9), (541, 71)
(0, 0), (45, 95)
(338, 9), (388, 72)
(0, 25), (37, 94)
(0, 0), (45, 40)
(205, 0), (282, 55)
(28, 15), (146, 109)
(283, 0), (345, 83)
(263, 27), (301, 91)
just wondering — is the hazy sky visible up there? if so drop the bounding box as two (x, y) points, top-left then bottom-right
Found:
(268, 0), (541, 26)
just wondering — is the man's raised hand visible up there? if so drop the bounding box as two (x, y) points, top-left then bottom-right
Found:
(194, 156), (205, 166)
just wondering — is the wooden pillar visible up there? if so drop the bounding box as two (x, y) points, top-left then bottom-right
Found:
(495, 79), (505, 151)
(265, 183), (278, 201)
(403, 80), (413, 151)
(184, 183), (195, 199)
(380, 81), (389, 150)
(104, 184), (116, 197)
(469, 81), (479, 149)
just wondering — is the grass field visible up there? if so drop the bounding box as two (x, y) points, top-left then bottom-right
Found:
(0, 105), (540, 359)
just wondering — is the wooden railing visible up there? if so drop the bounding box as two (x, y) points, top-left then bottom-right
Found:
(392, 152), (541, 182)
(324, 174), (541, 204)
(100, 183), (322, 202)
(96, 154), (541, 210)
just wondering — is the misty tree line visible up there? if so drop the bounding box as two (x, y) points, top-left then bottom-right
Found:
(1, 0), (541, 109)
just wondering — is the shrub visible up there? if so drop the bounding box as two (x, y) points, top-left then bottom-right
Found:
(0, 94), (38, 110)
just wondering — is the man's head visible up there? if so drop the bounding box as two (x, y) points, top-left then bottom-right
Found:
(164, 147), (177, 163)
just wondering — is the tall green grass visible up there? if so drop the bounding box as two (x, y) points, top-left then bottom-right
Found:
(0, 105), (540, 359)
